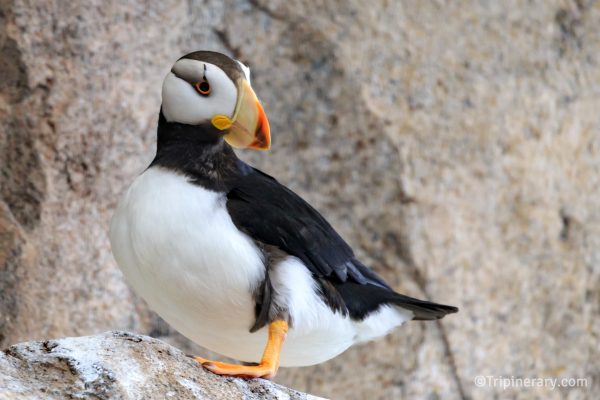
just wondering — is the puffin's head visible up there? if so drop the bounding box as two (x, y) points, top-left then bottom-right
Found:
(161, 51), (270, 150)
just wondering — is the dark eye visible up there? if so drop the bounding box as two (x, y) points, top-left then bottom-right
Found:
(195, 79), (211, 96)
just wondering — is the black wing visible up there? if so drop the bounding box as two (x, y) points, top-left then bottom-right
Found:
(227, 166), (458, 327)
(226, 167), (389, 288)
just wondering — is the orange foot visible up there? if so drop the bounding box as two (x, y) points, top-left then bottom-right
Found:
(193, 320), (288, 379)
(194, 357), (277, 379)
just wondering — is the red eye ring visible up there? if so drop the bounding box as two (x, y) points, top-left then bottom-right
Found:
(195, 79), (211, 96)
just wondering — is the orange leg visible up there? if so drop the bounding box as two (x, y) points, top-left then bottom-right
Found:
(194, 320), (288, 379)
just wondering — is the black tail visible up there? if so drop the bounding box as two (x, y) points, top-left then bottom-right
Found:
(392, 293), (458, 320)
(333, 280), (458, 321)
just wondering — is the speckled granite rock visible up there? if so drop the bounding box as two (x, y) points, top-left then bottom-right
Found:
(0, 331), (323, 400)
(1, 0), (598, 399)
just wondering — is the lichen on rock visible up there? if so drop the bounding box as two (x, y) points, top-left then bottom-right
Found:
(0, 331), (324, 400)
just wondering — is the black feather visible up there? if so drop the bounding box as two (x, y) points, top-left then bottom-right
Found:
(226, 168), (385, 287)
(250, 270), (273, 333)
(316, 277), (348, 316)
(334, 282), (458, 321)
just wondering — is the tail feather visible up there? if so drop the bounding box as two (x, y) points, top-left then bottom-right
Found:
(392, 293), (458, 320)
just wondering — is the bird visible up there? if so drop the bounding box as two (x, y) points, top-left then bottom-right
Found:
(109, 50), (458, 379)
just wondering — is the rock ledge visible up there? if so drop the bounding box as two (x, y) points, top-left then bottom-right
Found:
(0, 331), (324, 400)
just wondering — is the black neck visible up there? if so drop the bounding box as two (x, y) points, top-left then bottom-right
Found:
(150, 112), (244, 191)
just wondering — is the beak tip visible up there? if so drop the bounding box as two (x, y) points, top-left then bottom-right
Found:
(254, 102), (271, 150)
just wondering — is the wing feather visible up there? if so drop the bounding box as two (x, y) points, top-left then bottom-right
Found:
(227, 165), (458, 323)
(226, 167), (386, 288)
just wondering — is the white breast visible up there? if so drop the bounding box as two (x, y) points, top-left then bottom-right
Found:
(110, 167), (267, 360)
(110, 166), (412, 367)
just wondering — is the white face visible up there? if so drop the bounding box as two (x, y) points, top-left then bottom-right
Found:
(162, 59), (238, 125)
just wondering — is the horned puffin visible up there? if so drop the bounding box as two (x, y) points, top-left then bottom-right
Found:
(109, 50), (458, 379)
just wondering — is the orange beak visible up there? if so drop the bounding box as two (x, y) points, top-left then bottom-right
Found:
(220, 80), (271, 150)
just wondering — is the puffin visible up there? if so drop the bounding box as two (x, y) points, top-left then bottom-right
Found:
(109, 50), (458, 379)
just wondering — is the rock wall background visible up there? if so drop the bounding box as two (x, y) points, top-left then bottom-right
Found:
(1, 0), (599, 399)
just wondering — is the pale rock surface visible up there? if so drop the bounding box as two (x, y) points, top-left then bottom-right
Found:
(0, 331), (323, 400)
(0, 0), (599, 399)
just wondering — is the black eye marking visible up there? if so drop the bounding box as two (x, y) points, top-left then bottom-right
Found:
(195, 64), (211, 96)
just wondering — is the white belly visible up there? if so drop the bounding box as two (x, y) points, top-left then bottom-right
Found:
(110, 167), (411, 367)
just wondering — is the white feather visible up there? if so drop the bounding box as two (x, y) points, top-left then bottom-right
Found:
(110, 167), (413, 367)
(355, 305), (414, 343)
(161, 59), (237, 125)
(269, 256), (356, 365)
(236, 60), (251, 84)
